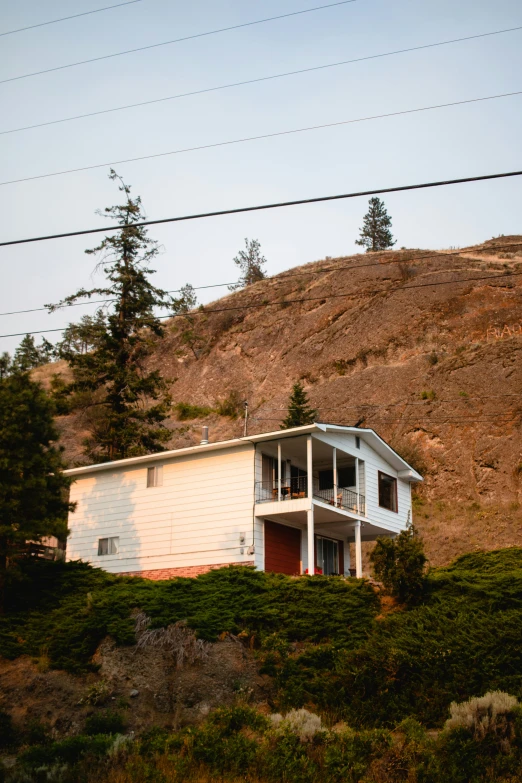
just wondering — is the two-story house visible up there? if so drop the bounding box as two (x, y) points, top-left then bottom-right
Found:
(64, 423), (422, 579)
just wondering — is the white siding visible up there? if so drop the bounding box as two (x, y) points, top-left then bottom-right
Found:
(313, 431), (411, 535)
(67, 444), (256, 573)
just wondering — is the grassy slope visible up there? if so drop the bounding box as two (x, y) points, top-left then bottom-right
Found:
(2, 549), (522, 728)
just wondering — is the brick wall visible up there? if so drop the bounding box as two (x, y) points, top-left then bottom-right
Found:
(118, 561), (255, 580)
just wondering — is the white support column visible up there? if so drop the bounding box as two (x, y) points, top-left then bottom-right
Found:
(307, 508), (315, 576)
(355, 457), (360, 513)
(355, 520), (362, 578)
(332, 447), (338, 507)
(307, 435), (314, 575)
(277, 441), (282, 502)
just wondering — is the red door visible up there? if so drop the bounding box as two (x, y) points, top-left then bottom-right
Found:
(264, 521), (301, 575)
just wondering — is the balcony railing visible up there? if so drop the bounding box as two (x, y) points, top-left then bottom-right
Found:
(255, 478), (365, 514)
(313, 485), (366, 515)
(256, 476), (308, 503)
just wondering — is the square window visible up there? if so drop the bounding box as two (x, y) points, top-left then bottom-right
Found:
(98, 536), (119, 556)
(378, 472), (397, 512)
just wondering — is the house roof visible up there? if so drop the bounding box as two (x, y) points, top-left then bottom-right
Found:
(63, 422), (423, 481)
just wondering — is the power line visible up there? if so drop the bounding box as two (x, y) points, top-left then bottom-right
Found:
(2, 169), (522, 247)
(0, 0), (356, 85)
(1, 268), (520, 340)
(0, 239), (518, 319)
(3, 91), (522, 188)
(4, 25), (521, 136)
(0, 1), (143, 38)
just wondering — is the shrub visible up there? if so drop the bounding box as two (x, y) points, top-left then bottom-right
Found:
(84, 710), (126, 736)
(0, 710), (17, 749)
(370, 525), (427, 604)
(270, 708), (323, 742)
(174, 402), (213, 421)
(214, 390), (244, 419)
(445, 691), (519, 745)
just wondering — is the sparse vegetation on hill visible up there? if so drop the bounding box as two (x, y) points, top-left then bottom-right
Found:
(2, 551), (522, 781)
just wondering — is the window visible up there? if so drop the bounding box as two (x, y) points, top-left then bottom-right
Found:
(147, 465), (163, 487)
(316, 536), (339, 575)
(318, 466), (355, 490)
(98, 536), (119, 556)
(378, 472), (398, 512)
(355, 436), (361, 449)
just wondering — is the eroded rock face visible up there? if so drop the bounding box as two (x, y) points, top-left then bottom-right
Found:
(95, 633), (269, 729)
(0, 635), (271, 737)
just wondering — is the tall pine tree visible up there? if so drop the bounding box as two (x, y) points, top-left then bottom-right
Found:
(48, 170), (173, 463)
(281, 381), (318, 429)
(356, 197), (396, 252)
(0, 372), (73, 611)
(229, 238), (267, 290)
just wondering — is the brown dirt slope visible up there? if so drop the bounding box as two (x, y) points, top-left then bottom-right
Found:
(41, 236), (522, 566)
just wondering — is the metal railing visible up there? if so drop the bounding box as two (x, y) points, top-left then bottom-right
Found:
(255, 476), (308, 503)
(255, 477), (365, 514)
(313, 483), (366, 515)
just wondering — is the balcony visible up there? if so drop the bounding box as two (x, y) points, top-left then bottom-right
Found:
(255, 478), (365, 515)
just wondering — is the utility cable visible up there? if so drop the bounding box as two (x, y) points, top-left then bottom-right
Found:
(0, 239), (518, 318)
(2, 169), (522, 247)
(1, 268), (520, 339)
(3, 91), (522, 188)
(3, 25), (521, 135)
(0, 0), (356, 84)
(0, 1), (143, 38)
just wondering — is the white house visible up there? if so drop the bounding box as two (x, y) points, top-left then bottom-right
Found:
(64, 423), (422, 580)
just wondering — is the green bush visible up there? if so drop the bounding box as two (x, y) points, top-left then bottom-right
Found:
(0, 710), (17, 750)
(84, 710), (126, 736)
(19, 734), (113, 768)
(174, 402), (213, 421)
(370, 524), (427, 604)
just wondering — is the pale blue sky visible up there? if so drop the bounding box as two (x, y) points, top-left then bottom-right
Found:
(0, 0), (521, 353)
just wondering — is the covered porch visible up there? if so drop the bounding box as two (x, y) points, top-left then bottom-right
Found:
(255, 433), (388, 578)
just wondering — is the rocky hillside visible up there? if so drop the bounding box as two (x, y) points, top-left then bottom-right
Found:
(36, 235), (522, 566)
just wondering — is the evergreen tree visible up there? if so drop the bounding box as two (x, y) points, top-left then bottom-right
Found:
(370, 524), (427, 604)
(171, 284), (204, 359)
(0, 373), (73, 611)
(356, 197), (396, 252)
(12, 335), (55, 372)
(0, 353), (11, 379)
(229, 238), (267, 290)
(57, 313), (107, 358)
(281, 381), (318, 429)
(48, 170), (173, 463)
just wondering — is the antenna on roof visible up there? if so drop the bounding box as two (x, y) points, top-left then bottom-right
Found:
(243, 400), (249, 437)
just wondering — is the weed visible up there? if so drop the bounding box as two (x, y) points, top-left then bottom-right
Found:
(420, 390), (437, 401)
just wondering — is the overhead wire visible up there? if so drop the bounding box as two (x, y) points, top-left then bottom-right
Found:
(0, 1), (143, 37)
(3, 91), (522, 188)
(0, 238), (519, 319)
(3, 25), (521, 135)
(0, 0), (356, 84)
(2, 169), (522, 247)
(1, 267), (520, 339)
